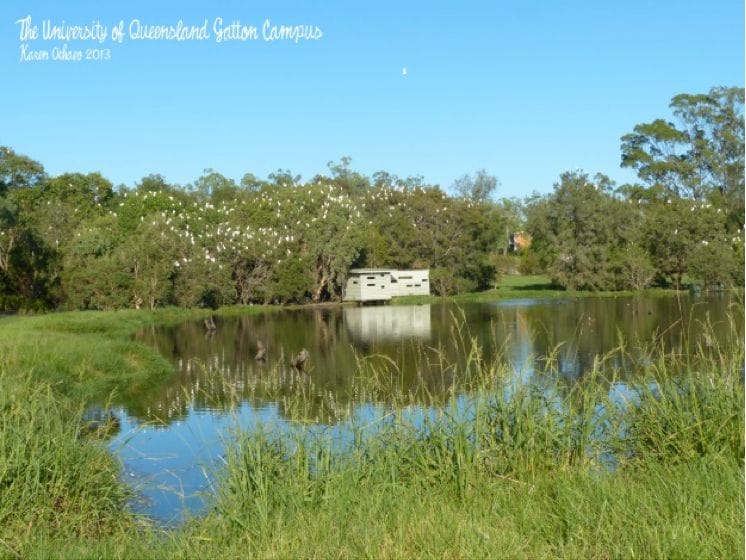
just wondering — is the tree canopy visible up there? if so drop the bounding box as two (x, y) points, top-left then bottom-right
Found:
(1, 86), (742, 311)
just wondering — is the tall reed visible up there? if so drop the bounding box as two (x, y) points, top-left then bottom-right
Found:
(0, 365), (133, 555)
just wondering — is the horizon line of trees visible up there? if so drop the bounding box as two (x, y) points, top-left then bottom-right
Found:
(0, 85), (742, 312)
(0, 152), (514, 310)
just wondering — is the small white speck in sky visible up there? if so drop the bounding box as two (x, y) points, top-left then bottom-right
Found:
(401, 67), (407, 77)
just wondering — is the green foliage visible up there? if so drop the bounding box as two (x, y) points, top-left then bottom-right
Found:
(687, 236), (745, 289)
(622, 87), (744, 212)
(0, 368), (131, 549)
(526, 172), (637, 290)
(362, 186), (502, 292)
(451, 168), (499, 202)
(430, 267), (475, 296)
(0, 87), (743, 309)
(522, 87), (744, 292)
(613, 244), (657, 290)
(270, 257), (312, 303)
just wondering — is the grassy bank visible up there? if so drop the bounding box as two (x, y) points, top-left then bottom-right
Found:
(0, 305), (273, 402)
(0, 303), (743, 558)
(392, 274), (685, 305)
(5, 363), (743, 559)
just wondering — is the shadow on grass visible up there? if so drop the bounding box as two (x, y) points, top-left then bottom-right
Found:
(508, 282), (561, 292)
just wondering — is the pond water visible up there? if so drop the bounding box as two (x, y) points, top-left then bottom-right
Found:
(104, 294), (737, 525)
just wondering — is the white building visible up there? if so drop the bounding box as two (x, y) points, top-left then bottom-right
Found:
(343, 269), (429, 302)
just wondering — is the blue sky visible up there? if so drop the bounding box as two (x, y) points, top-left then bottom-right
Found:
(1, 1), (743, 198)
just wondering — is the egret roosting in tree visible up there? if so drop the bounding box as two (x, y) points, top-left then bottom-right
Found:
(255, 340), (267, 362)
(290, 349), (310, 370)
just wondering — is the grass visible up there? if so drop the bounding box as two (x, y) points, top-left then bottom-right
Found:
(0, 301), (743, 558)
(392, 274), (684, 305)
(0, 366), (136, 559)
(0, 305), (273, 402)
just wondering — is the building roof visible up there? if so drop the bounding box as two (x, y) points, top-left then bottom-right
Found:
(349, 268), (395, 274)
(349, 268), (429, 274)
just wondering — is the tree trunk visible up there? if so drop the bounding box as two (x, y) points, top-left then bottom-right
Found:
(314, 268), (328, 303)
(0, 233), (15, 272)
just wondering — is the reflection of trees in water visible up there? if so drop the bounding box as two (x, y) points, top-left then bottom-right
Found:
(519, 296), (723, 382)
(122, 296), (737, 425)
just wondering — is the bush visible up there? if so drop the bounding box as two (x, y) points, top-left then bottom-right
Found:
(614, 245), (656, 290)
(687, 239), (744, 290)
(270, 258), (312, 303)
(518, 250), (544, 275)
(429, 268), (476, 296)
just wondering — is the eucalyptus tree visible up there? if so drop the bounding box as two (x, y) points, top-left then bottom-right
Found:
(192, 169), (238, 204)
(451, 169), (499, 202)
(325, 156), (370, 194)
(291, 182), (365, 301)
(621, 86), (744, 227)
(361, 184), (502, 294)
(620, 86), (744, 287)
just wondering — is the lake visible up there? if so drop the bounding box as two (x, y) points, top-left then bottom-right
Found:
(104, 294), (737, 525)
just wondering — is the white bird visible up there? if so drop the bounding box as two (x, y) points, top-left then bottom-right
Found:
(401, 67), (408, 77)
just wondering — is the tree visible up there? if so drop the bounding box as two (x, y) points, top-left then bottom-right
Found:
(361, 184), (503, 294)
(240, 172), (265, 192)
(298, 183), (365, 301)
(621, 86), (744, 229)
(192, 169), (237, 203)
(267, 169), (301, 188)
(451, 169), (499, 202)
(62, 215), (131, 310)
(0, 146), (45, 192)
(620, 87), (744, 288)
(33, 173), (113, 249)
(0, 148), (58, 309)
(0, 148), (46, 273)
(326, 156), (370, 194)
(525, 171), (640, 291)
(640, 197), (732, 289)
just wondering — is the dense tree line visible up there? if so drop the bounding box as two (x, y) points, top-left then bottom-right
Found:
(0, 86), (742, 311)
(0, 153), (510, 310)
(523, 86), (744, 291)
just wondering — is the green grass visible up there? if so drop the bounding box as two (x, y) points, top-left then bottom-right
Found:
(393, 274), (684, 305)
(9, 366), (742, 559)
(14, 455), (742, 559)
(0, 366), (136, 559)
(0, 305), (273, 402)
(0, 303), (743, 559)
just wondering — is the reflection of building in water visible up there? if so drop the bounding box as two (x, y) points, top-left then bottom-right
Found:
(344, 304), (431, 343)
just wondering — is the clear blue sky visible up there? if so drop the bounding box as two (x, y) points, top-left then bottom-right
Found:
(1, 0), (743, 198)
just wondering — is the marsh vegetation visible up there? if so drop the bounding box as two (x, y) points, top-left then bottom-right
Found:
(0, 294), (742, 558)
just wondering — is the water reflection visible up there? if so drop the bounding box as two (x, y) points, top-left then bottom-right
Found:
(123, 295), (736, 426)
(344, 304), (431, 343)
(109, 294), (739, 524)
